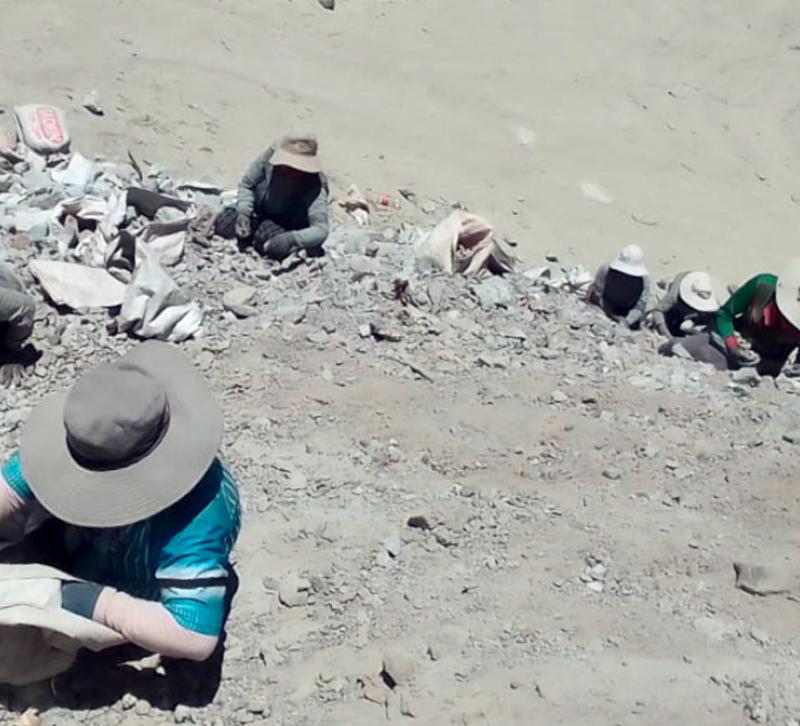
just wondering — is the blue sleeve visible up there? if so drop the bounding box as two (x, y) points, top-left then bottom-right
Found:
(1, 452), (34, 501)
(155, 461), (241, 636)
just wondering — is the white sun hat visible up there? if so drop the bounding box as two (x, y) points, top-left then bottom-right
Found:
(775, 259), (800, 330)
(608, 244), (648, 278)
(678, 271), (720, 313)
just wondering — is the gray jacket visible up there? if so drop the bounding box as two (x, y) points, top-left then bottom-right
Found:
(648, 271), (714, 337)
(237, 147), (330, 250)
(0, 263), (35, 350)
(592, 263), (651, 327)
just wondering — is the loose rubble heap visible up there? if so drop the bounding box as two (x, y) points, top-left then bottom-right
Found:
(3, 117), (800, 725)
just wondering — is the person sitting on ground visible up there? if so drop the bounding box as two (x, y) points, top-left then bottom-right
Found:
(659, 262), (800, 375)
(648, 271), (720, 337)
(0, 341), (241, 662)
(0, 261), (36, 388)
(224, 135), (330, 261)
(589, 244), (651, 329)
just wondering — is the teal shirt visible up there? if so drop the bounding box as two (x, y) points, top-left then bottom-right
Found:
(2, 453), (241, 637)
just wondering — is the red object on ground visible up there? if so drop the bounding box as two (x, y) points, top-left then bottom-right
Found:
(378, 193), (391, 207)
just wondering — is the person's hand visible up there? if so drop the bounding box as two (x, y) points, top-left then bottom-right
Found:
(729, 346), (760, 368)
(263, 235), (298, 261)
(235, 214), (251, 240)
(0, 362), (24, 388)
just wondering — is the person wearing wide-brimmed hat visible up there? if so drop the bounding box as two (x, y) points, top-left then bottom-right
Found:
(0, 261), (37, 388)
(589, 245), (652, 328)
(223, 134), (330, 260)
(713, 263), (800, 375)
(648, 271), (721, 337)
(0, 341), (241, 661)
(659, 263), (800, 375)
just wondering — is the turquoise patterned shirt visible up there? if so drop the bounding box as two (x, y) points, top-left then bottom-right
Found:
(2, 453), (241, 637)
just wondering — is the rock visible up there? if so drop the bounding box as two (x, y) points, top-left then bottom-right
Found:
(472, 277), (513, 309)
(223, 285), (257, 318)
(427, 624), (470, 661)
(382, 648), (418, 687)
(731, 368), (761, 387)
(588, 563), (608, 581)
(782, 430), (800, 445)
(121, 694), (137, 711)
(750, 628), (770, 646)
(279, 574), (313, 608)
(550, 390), (568, 404)
(407, 515), (433, 531)
(319, 0), (335, 9)
(173, 705), (193, 723)
(477, 352), (509, 369)
(82, 90), (105, 116)
(134, 700), (151, 717)
(586, 581), (605, 593)
(602, 467), (622, 481)
(383, 533), (402, 558)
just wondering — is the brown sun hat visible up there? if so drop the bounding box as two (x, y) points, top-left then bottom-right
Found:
(271, 135), (322, 174)
(19, 341), (223, 528)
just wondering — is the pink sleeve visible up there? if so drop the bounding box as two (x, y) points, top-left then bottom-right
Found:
(93, 588), (218, 662)
(0, 476), (32, 545)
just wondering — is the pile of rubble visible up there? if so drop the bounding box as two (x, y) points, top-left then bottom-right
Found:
(4, 107), (800, 726)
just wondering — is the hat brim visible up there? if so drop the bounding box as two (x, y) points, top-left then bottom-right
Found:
(272, 148), (322, 174)
(678, 273), (720, 313)
(609, 260), (648, 278)
(776, 261), (800, 330)
(20, 342), (223, 528)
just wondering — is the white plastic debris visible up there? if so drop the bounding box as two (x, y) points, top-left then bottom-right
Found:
(118, 244), (202, 342)
(29, 259), (127, 309)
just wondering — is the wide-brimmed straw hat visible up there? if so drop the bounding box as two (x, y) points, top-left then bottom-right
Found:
(609, 244), (648, 278)
(19, 341), (222, 528)
(776, 259), (800, 330)
(678, 271), (720, 313)
(272, 135), (322, 174)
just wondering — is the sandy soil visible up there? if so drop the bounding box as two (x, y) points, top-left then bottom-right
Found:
(2, 0), (800, 278)
(2, 2), (800, 726)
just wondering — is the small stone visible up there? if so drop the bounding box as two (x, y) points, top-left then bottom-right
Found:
(586, 581), (605, 593)
(383, 533), (402, 558)
(82, 90), (105, 116)
(782, 430), (800, 445)
(279, 574), (313, 608)
(134, 700), (151, 717)
(550, 390), (568, 404)
(173, 705), (193, 723)
(602, 467), (622, 481)
(731, 368), (761, 387)
(427, 625), (470, 661)
(638, 443), (660, 459)
(382, 648), (417, 687)
(223, 285), (257, 318)
(750, 628), (769, 646)
(407, 515), (432, 531)
(589, 563), (608, 581)
(319, 0), (335, 9)
(121, 694), (137, 711)
(358, 323), (372, 338)
(246, 701), (271, 716)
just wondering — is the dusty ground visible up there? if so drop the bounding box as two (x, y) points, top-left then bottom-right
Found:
(2, 0), (800, 278)
(1, 1), (800, 725)
(1, 208), (800, 724)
